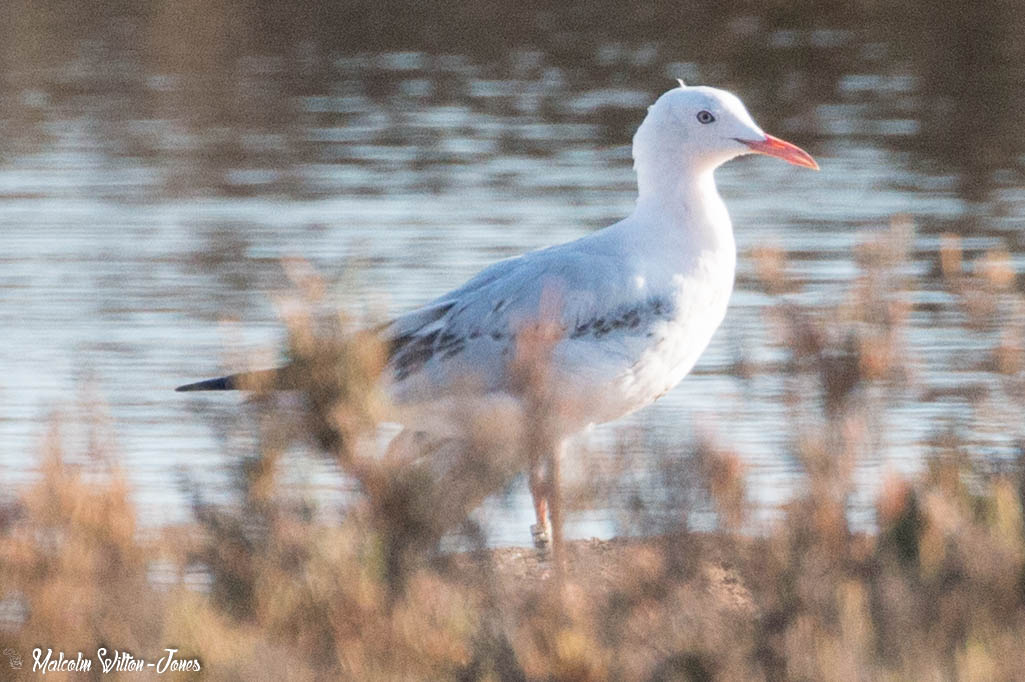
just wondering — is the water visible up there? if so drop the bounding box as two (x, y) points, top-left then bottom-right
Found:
(2, 0), (1024, 543)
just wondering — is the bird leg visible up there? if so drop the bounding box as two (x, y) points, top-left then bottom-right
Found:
(528, 454), (551, 549)
(528, 441), (566, 568)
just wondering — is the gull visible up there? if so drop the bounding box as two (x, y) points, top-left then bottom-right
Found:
(177, 81), (817, 551)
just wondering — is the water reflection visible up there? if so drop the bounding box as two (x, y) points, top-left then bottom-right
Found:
(1, 1), (1021, 203)
(1, 0), (1023, 541)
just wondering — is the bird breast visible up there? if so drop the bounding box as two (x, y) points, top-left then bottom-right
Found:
(567, 246), (736, 427)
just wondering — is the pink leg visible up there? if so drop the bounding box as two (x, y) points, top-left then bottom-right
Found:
(529, 456), (551, 549)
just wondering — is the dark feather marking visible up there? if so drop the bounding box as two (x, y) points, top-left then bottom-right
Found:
(440, 341), (466, 360)
(571, 321), (592, 338)
(436, 331), (466, 360)
(393, 330), (440, 381)
(390, 295), (675, 382)
(390, 304), (497, 381)
(387, 301), (456, 361)
(176, 368), (282, 392)
(572, 296), (674, 341)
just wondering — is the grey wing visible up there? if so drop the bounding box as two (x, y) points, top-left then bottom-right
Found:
(382, 241), (671, 407)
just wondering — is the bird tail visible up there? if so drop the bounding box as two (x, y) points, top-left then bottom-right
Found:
(175, 368), (285, 392)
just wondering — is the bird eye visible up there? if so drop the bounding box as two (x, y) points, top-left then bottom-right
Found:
(696, 110), (715, 124)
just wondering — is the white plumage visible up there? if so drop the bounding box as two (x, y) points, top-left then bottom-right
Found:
(178, 82), (817, 550)
(383, 175), (737, 438)
(381, 84), (816, 440)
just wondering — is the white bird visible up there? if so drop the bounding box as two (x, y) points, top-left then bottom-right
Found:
(178, 81), (817, 550)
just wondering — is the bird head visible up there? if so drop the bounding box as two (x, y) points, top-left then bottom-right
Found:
(632, 80), (818, 181)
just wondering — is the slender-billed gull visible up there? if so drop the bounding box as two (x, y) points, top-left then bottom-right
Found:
(178, 81), (818, 552)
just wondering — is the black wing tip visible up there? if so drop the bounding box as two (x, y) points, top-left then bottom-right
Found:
(175, 375), (236, 392)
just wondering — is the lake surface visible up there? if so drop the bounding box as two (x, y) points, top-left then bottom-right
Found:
(2, 0), (1024, 543)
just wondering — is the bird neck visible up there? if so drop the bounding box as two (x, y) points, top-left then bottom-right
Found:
(632, 167), (734, 254)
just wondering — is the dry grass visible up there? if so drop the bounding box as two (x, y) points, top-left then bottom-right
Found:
(3, 220), (1025, 680)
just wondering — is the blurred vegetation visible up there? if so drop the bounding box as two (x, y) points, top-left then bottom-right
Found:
(3, 221), (1025, 679)
(3, 0), (1025, 677)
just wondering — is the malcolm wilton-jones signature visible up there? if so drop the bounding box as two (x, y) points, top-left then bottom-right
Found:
(15, 647), (201, 674)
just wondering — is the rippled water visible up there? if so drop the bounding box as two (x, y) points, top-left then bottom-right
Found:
(2, 1), (1024, 543)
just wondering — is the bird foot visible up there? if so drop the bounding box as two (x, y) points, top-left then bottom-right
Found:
(531, 523), (551, 552)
